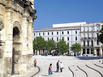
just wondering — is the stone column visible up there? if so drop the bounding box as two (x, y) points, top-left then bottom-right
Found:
(89, 40), (91, 46)
(93, 39), (96, 47)
(26, 18), (34, 70)
(80, 40), (83, 56)
(85, 41), (87, 46)
(100, 48), (102, 57)
(0, 41), (5, 77)
(27, 18), (33, 55)
(0, 2), (11, 77)
(94, 48), (97, 56)
(85, 48), (87, 55)
(18, 14), (28, 75)
(89, 48), (91, 54)
(3, 6), (13, 77)
(21, 14), (28, 55)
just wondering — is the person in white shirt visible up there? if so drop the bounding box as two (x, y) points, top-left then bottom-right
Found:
(60, 62), (64, 72)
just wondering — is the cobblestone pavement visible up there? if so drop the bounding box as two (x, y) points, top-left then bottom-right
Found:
(29, 56), (103, 77)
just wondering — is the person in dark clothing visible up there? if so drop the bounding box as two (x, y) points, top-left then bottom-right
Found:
(56, 60), (60, 72)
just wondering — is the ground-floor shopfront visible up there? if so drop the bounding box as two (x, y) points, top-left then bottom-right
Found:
(82, 47), (103, 56)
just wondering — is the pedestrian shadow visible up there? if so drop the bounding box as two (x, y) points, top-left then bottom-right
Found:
(42, 74), (49, 77)
(53, 71), (57, 73)
(53, 71), (62, 74)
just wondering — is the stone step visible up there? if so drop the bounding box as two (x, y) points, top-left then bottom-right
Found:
(69, 65), (86, 77)
(26, 66), (39, 77)
(87, 64), (103, 77)
(79, 64), (101, 77)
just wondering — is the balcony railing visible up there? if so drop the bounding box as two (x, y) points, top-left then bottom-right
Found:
(81, 37), (97, 40)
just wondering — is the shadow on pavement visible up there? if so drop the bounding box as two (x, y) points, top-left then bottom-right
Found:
(42, 74), (48, 76)
(77, 56), (103, 60)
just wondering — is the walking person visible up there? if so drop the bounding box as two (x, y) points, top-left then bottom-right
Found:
(48, 63), (53, 75)
(34, 59), (37, 67)
(56, 60), (60, 72)
(60, 62), (64, 72)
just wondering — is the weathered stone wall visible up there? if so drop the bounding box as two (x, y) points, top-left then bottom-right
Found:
(0, 0), (36, 77)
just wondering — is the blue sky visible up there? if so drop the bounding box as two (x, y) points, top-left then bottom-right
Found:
(34, 0), (103, 30)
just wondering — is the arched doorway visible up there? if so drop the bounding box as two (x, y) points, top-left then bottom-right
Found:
(87, 49), (89, 54)
(12, 27), (21, 74)
(83, 49), (85, 54)
(96, 48), (100, 56)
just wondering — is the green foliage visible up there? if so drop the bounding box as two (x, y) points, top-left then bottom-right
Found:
(98, 33), (103, 44)
(33, 36), (46, 51)
(46, 40), (56, 52)
(33, 39), (38, 50)
(100, 25), (103, 33)
(57, 40), (69, 54)
(98, 25), (103, 44)
(91, 46), (94, 54)
(71, 43), (82, 52)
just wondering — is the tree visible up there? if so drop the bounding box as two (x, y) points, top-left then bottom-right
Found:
(71, 43), (82, 56)
(33, 39), (38, 50)
(91, 46), (94, 54)
(33, 36), (46, 54)
(57, 40), (69, 54)
(46, 40), (56, 54)
(98, 25), (103, 44)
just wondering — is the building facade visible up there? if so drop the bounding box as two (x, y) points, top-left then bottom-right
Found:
(34, 22), (85, 53)
(80, 23), (103, 56)
(34, 22), (103, 56)
(0, 0), (36, 77)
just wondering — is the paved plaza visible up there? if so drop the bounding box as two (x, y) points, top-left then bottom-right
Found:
(30, 56), (103, 77)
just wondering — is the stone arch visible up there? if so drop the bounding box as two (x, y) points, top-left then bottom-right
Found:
(13, 21), (21, 32)
(12, 21), (21, 44)
(11, 21), (22, 74)
(13, 27), (20, 42)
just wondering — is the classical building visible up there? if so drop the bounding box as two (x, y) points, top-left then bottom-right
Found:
(80, 23), (103, 56)
(0, 0), (36, 77)
(34, 22), (103, 56)
(34, 22), (85, 54)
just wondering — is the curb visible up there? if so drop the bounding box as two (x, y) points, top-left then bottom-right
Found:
(31, 66), (40, 77)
